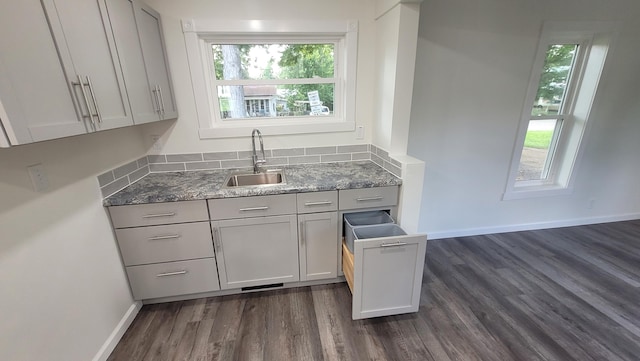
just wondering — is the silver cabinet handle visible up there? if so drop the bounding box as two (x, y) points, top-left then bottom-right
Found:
(213, 227), (220, 252)
(151, 86), (160, 113)
(299, 221), (305, 245)
(304, 201), (333, 206)
(239, 206), (269, 212)
(73, 75), (95, 126)
(157, 85), (166, 115)
(356, 196), (383, 202)
(86, 76), (102, 123)
(156, 270), (188, 277)
(148, 234), (180, 241)
(381, 242), (408, 248)
(142, 212), (176, 218)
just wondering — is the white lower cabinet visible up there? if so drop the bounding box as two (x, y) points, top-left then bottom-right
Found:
(343, 234), (427, 320)
(108, 186), (428, 320)
(298, 212), (338, 281)
(339, 187), (428, 320)
(211, 215), (299, 290)
(109, 200), (220, 300)
(126, 258), (219, 300)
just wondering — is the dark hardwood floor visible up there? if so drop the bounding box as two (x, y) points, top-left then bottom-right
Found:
(107, 220), (640, 361)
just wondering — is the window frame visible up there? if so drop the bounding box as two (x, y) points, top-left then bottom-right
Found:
(504, 21), (617, 200)
(182, 19), (358, 138)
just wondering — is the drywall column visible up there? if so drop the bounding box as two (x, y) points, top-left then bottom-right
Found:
(373, 0), (421, 155)
(373, 0), (425, 234)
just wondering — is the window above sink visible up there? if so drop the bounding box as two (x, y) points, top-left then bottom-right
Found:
(182, 19), (358, 138)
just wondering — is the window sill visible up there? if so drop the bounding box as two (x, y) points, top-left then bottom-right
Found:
(502, 184), (573, 200)
(199, 119), (355, 138)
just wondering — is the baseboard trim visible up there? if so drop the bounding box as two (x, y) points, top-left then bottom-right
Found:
(92, 301), (142, 361)
(427, 213), (640, 240)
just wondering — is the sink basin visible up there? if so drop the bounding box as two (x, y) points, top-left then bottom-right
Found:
(224, 169), (286, 188)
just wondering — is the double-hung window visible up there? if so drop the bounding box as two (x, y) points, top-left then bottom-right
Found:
(183, 19), (358, 138)
(504, 22), (616, 199)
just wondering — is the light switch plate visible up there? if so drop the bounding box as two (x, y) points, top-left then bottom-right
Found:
(356, 125), (364, 140)
(27, 163), (49, 192)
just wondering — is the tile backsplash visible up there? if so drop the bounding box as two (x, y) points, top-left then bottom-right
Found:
(99, 144), (403, 198)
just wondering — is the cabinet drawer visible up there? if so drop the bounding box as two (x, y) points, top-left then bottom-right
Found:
(341, 210), (427, 320)
(115, 222), (214, 266)
(126, 258), (220, 300)
(208, 194), (296, 220)
(339, 186), (398, 210)
(297, 191), (338, 214)
(109, 200), (208, 228)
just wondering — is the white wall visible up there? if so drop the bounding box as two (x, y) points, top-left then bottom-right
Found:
(143, 0), (378, 154)
(408, 0), (640, 238)
(0, 127), (147, 361)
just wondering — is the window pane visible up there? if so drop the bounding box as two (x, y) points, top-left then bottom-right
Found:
(217, 84), (334, 120)
(211, 44), (335, 81)
(517, 119), (558, 181)
(531, 44), (578, 117)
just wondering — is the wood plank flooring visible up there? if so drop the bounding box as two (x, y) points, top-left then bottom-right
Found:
(108, 220), (640, 361)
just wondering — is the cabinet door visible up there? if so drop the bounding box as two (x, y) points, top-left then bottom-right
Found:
(352, 234), (427, 320)
(298, 212), (338, 281)
(212, 215), (299, 290)
(134, 1), (178, 120)
(42, 0), (133, 131)
(0, 0), (85, 145)
(103, 0), (159, 124)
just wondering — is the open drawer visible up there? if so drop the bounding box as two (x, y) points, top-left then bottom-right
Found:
(342, 219), (427, 320)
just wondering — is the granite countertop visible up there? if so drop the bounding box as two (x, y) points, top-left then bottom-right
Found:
(103, 161), (402, 207)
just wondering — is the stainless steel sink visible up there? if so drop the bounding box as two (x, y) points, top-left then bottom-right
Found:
(223, 169), (286, 188)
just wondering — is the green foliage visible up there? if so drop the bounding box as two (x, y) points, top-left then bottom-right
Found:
(536, 44), (577, 102)
(279, 44), (335, 109)
(524, 130), (553, 149)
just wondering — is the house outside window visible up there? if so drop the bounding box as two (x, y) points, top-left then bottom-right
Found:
(183, 19), (357, 138)
(504, 21), (617, 200)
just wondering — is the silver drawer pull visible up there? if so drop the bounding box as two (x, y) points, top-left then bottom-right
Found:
(304, 201), (333, 206)
(381, 242), (408, 248)
(142, 212), (176, 218)
(239, 206), (269, 212)
(356, 196), (383, 202)
(156, 270), (188, 277)
(148, 234), (181, 241)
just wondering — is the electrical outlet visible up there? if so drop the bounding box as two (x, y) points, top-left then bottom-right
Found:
(27, 163), (50, 192)
(150, 134), (163, 151)
(356, 125), (364, 140)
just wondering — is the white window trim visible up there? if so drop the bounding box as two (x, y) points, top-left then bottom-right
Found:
(182, 19), (358, 138)
(503, 21), (618, 200)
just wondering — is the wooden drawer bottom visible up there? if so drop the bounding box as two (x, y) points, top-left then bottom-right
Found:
(126, 258), (220, 300)
(342, 241), (354, 293)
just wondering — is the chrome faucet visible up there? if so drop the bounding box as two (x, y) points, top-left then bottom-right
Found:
(251, 128), (266, 173)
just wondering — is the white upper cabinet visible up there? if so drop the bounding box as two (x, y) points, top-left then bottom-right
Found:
(0, 0), (175, 147)
(104, 0), (159, 124)
(104, 0), (178, 124)
(134, 2), (178, 120)
(42, 0), (134, 131)
(0, 0), (86, 146)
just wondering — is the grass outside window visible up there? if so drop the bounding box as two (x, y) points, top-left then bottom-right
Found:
(524, 130), (553, 149)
